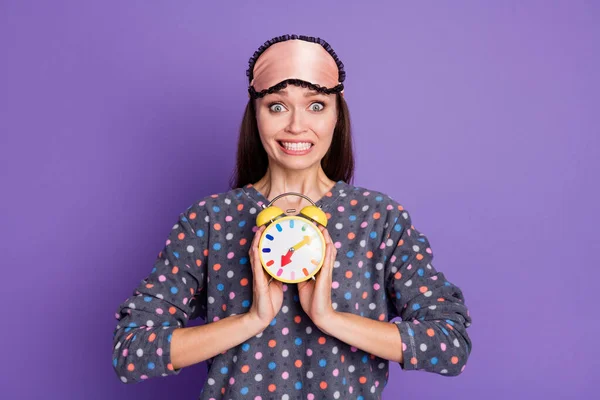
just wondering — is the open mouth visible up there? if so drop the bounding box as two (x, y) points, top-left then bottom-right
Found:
(277, 141), (315, 153)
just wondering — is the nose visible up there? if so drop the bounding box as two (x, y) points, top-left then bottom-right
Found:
(284, 109), (308, 134)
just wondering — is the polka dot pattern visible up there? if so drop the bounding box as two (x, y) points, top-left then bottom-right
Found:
(112, 180), (472, 397)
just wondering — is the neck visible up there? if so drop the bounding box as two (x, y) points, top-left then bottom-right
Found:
(253, 165), (336, 206)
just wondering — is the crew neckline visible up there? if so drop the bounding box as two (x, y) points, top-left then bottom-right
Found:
(242, 179), (349, 211)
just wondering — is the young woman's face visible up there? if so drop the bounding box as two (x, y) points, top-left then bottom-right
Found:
(255, 85), (337, 171)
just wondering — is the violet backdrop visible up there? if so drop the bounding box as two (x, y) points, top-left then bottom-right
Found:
(1, 1), (597, 399)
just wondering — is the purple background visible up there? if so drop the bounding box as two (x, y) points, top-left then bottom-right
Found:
(1, 1), (597, 399)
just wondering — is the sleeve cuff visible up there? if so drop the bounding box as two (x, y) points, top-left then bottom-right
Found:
(160, 326), (183, 376)
(394, 321), (419, 371)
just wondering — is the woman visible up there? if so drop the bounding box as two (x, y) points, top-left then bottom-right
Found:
(112, 34), (473, 399)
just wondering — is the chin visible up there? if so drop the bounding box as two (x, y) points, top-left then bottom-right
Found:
(278, 158), (322, 171)
(269, 152), (322, 171)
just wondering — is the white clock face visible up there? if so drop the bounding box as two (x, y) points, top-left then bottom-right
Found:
(258, 216), (326, 283)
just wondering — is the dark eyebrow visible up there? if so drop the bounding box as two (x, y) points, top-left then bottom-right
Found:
(276, 89), (324, 98)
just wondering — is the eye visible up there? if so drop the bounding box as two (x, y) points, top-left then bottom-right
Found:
(310, 102), (325, 112)
(267, 101), (326, 113)
(268, 102), (285, 113)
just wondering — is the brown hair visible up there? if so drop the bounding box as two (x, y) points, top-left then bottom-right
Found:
(229, 92), (355, 189)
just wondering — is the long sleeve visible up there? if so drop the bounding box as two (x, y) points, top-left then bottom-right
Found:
(384, 203), (473, 376)
(112, 203), (209, 383)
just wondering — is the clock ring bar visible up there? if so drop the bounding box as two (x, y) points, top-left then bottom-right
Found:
(261, 192), (320, 214)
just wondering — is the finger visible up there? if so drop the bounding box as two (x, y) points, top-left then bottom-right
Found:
(250, 226), (266, 279)
(324, 243), (332, 274)
(323, 229), (337, 264)
(252, 225), (266, 248)
(324, 239), (335, 276)
(318, 224), (330, 241)
(271, 279), (283, 288)
(328, 243), (336, 283)
(321, 226), (333, 244)
(317, 242), (333, 283)
(250, 225), (265, 263)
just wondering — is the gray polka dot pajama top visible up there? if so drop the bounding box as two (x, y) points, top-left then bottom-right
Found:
(112, 180), (473, 399)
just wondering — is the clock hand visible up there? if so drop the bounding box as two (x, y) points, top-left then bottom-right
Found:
(292, 236), (311, 251)
(281, 236), (311, 267)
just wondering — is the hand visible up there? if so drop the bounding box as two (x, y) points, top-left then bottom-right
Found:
(297, 224), (337, 328)
(248, 225), (284, 328)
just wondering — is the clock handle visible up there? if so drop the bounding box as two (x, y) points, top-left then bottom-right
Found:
(258, 191), (328, 228)
(266, 192), (318, 209)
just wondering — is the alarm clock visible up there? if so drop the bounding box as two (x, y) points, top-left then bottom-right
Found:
(256, 192), (328, 284)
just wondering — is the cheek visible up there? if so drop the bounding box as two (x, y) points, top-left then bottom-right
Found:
(256, 108), (286, 129)
(256, 114), (279, 141)
(314, 116), (337, 142)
